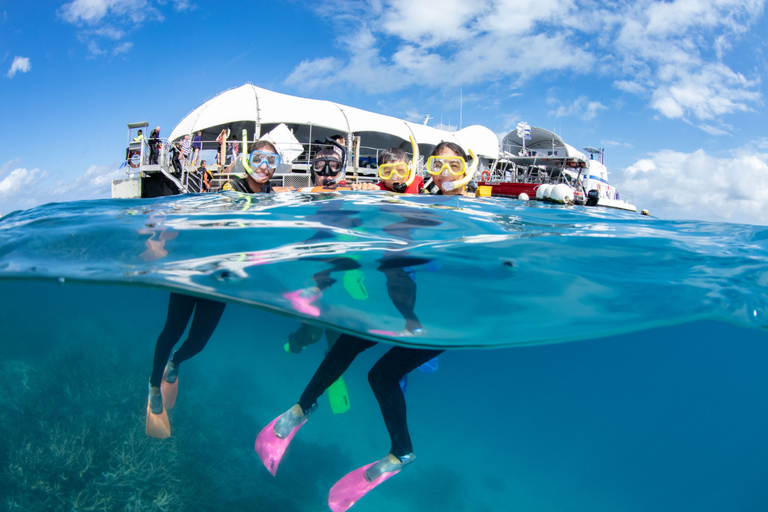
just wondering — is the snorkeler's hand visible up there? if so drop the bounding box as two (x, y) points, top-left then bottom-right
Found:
(350, 182), (379, 191)
(273, 186), (296, 193)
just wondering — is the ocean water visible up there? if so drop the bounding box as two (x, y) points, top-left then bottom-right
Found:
(0, 192), (767, 511)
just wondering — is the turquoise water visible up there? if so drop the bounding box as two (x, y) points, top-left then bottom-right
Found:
(1, 192), (767, 511)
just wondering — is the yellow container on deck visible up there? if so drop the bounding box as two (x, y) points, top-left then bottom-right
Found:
(476, 185), (493, 197)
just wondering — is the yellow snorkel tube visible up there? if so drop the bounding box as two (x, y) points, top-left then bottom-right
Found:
(441, 148), (478, 192)
(404, 135), (419, 188)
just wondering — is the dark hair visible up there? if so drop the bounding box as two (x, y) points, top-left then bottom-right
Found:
(431, 141), (467, 160)
(313, 148), (341, 161)
(200, 160), (206, 165)
(252, 140), (278, 154)
(378, 147), (407, 166)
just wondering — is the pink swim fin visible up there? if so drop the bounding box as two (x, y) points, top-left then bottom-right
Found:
(254, 414), (306, 476)
(283, 288), (321, 317)
(328, 462), (400, 512)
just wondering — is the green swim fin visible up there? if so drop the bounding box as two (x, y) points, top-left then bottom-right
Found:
(343, 269), (368, 301)
(328, 375), (350, 414)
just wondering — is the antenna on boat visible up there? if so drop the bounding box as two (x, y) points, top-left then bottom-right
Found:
(459, 88), (463, 130)
(423, 113), (430, 126)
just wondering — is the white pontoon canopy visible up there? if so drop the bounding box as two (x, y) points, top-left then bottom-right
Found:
(501, 126), (587, 161)
(169, 84), (499, 159)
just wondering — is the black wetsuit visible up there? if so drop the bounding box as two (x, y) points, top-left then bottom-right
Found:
(149, 183), (274, 388)
(299, 335), (443, 458)
(221, 177), (274, 193)
(149, 129), (160, 165)
(294, 202), (445, 458)
(149, 293), (227, 388)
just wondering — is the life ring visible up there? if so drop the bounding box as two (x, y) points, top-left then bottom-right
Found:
(480, 170), (491, 181)
(128, 150), (141, 169)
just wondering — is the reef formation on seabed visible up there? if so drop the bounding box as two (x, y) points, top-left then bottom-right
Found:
(0, 338), (341, 512)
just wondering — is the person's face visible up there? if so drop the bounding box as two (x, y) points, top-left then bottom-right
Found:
(248, 149), (278, 185)
(379, 160), (410, 192)
(312, 155), (343, 186)
(431, 147), (466, 195)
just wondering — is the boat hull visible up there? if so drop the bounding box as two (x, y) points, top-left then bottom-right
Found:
(477, 181), (539, 197)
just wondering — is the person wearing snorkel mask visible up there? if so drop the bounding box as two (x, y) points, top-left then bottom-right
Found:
(311, 147), (347, 188)
(145, 140), (283, 440)
(221, 140), (281, 193)
(425, 141), (478, 197)
(353, 146), (426, 194)
(256, 136), (445, 511)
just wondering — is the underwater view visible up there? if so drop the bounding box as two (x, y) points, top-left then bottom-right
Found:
(1, 192), (767, 511)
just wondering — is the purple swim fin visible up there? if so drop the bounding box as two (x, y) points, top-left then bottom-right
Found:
(254, 413), (306, 476)
(328, 461), (400, 512)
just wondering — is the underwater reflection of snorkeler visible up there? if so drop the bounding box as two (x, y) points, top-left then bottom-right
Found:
(145, 140), (282, 439)
(257, 145), (445, 511)
(285, 146), (430, 347)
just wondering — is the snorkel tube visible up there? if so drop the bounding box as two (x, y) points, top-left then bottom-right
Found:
(441, 148), (478, 192)
(239, 130), (256, 177)
(391, 136), (419, 193)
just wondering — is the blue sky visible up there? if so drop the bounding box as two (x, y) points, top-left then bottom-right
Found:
(1, 0), (767, 224)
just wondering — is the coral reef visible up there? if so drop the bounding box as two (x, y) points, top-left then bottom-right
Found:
(0, 338), (349, 511)
(2, 343), (185, 511)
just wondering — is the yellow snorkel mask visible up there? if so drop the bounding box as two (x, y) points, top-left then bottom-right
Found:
(376, 136), (419, 192)
(427, 148), (478, 192)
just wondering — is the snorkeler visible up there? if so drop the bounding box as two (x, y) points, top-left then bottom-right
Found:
(425, 141), (478, 197)
(285, 141), (428, 348)
(145, 140), (284, 439)
(256, 141), (446, 511)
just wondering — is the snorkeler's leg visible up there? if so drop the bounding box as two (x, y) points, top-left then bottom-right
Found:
(255, 334), (375, 475)
(328, 347), (445, 508)
(368, 346), (444, 459)
(160, 298), (225, 409)
(312, 257), (361, 291)
(377, 256), (430, 334)
(149, 293), (195, 389)
(286, 322), (324, 353)
(171, 298), (226, 365)
(285, 257), (362, 317)
(297, 334), (376, 413)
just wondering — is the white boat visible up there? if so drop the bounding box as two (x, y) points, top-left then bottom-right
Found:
(477, 125), (637, 212)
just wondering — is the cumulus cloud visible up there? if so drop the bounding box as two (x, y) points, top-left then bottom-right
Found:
(288, 0), (764, 132)
(614, 142), (768, 225)
(59, 0), (163, 57)
(59, 0), (158, 25)
(6, 56), (30, 78)
(548, 95), (608, 120)
(0, 160), (121, 215)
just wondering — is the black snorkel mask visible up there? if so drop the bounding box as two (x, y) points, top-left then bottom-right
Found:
(311, 137), (348, 186)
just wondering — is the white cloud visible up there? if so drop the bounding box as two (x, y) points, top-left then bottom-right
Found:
(6, 56), (30, 78)
(0, 166), (49, 213)
(288, 0), (764, 132)
(548, 95), (608, 120)
(614, 142), (768, 225)
(59, 0), (163, 57)
(0, 160), (121, 215)
(59, 0), (158, 25)
(113, 42), (133, 56)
